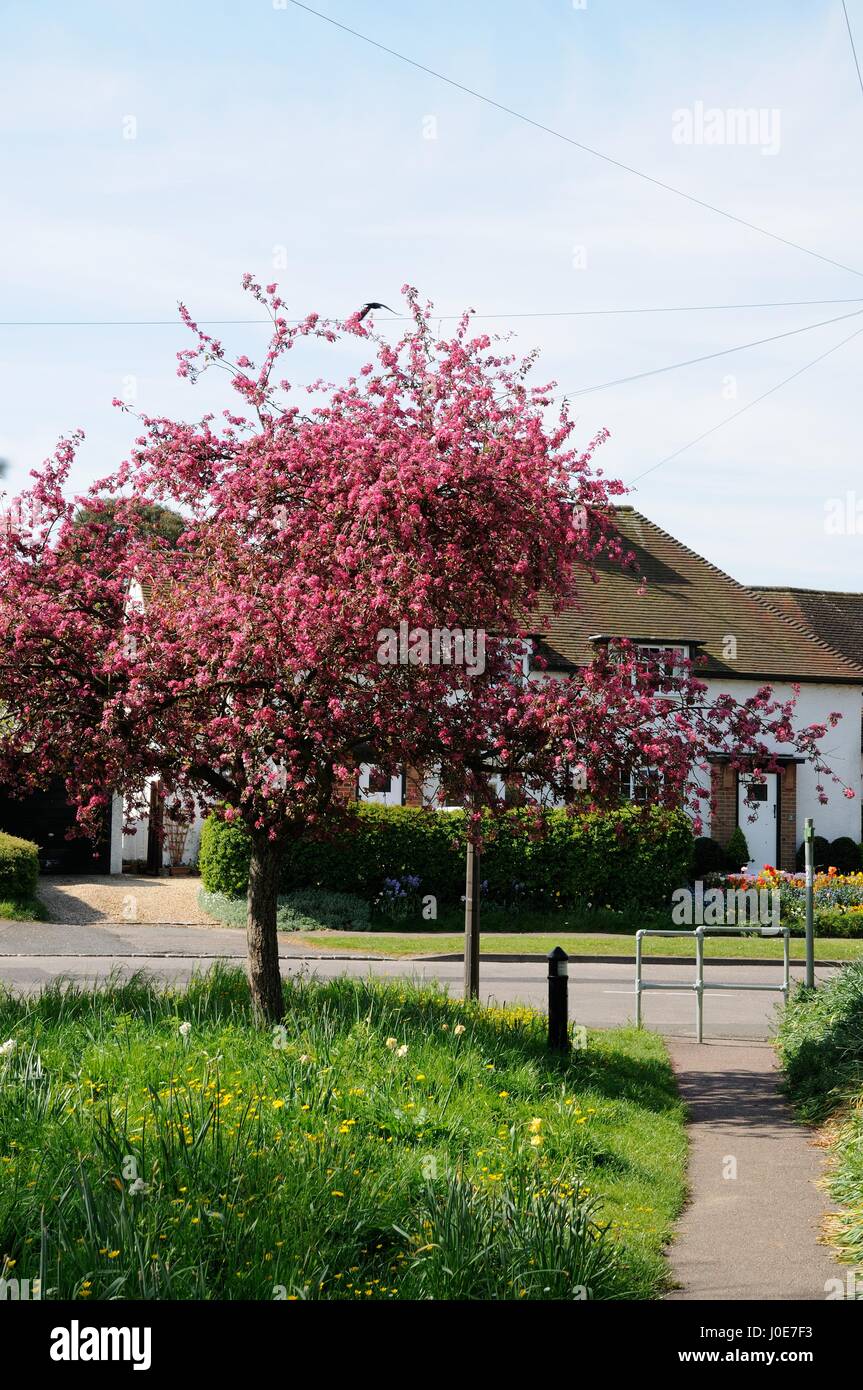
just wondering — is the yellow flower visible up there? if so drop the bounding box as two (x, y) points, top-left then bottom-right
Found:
(415, 1074), (426, 1081)
(528, 1117), (543, 1133)
(530, 1135), (544, 1148)
(385, 1037), (398, 1050)
(331, 1190), (345, 1198)
(453, 1024), (466, 1036)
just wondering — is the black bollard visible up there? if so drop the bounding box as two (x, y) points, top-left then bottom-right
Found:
(547, 946), (570, 1053)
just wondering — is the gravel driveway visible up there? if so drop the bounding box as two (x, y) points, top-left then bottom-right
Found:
(38, 875), (216, 925)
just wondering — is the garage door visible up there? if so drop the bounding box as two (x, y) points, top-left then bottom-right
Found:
(0, 779), (110, 873)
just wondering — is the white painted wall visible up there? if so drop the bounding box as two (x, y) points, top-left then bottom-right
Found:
(121, 779), (207, 870)
(356, 765), (404, 806)
(702, 677), (863, 845)
(117, 679), (862, 864)
(109, 794), (124, 875)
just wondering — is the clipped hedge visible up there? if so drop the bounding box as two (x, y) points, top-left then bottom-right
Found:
(198, 815), (251, 898)
(199, 803), (693, 911)
(0, 830), (40, 901)
(828, 837), (861, 874)
(795, 835), (832, 872)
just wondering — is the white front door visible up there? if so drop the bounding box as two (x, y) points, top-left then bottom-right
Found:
(737, 774), (778, 871)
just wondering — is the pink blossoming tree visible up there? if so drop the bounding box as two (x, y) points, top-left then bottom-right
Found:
(0, 279), (843, 1021)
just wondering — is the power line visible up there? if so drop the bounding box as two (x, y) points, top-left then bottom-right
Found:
(285, 0), (863, 282)
(628, 319), (863, 483)
(558, 305), (863, 399)
(842, 0), (863, 99)
(3, 297), (863, 328)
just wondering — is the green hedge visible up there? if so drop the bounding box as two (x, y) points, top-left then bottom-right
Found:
(199, 804), (693, 911)
(0, 831), (40, 901)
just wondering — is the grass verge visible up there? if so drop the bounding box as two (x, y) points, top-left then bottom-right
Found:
(300, 931), (863, 961)
(0, 965), (686, 1300)
(776, 961), (863, 1277)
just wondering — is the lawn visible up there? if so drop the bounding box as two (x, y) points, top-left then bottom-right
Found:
(776, 961), (863, 1279)
(0, 966), (686, 1301)
(301, 930), (863, 961)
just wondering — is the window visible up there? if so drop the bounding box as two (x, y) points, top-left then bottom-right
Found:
(635, 643), (689, 679)
(619, 768), (662, 805)
(367, 766), (393, 796)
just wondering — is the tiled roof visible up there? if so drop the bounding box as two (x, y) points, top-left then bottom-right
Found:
(533, 508), (863, 684)
(751, 587), (863, 671)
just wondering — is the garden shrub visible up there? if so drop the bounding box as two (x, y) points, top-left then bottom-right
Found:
(828, 837), (861, 874)
(0, 830), (39, 901)
(725, 825), (750, 869)
(198, 815), (251, 898)
(795, 835), (831, 872)
(198, 887), (371, 932)
(198, 803), (693, 911)
(811, 906), (863, 938)
(692, 836), (727, 876)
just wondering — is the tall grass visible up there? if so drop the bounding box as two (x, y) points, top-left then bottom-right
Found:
(776, 961), (863, 1277)
(0, 967), (685, 1300)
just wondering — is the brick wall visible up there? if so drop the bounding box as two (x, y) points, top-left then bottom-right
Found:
(710, 762), (736, 847)
(778, 763), (797, 872)
(404, 766), (424, 807)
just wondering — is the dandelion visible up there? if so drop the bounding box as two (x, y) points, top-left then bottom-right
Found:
(0, 1039), (15, 1056)
(528, 1118), (543, 1133)
(385, 1037), (398, 1050)
(530, 1135), (544, 1148)
(396, 1045), (408, 1057)
(179, 1022), (192, 1040)
(272, 1099), (285, 1109)
(453, 1024), (466, 1036)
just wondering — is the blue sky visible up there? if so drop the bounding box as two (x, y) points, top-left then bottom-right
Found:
(1, 0), (861, 586)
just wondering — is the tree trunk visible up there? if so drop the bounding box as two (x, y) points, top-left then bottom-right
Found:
(247, 835), (285, 1023)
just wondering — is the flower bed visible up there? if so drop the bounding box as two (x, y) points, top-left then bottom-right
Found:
(708, 865), (863, 936)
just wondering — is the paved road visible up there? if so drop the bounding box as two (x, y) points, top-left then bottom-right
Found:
(0, 920), (839, 1041)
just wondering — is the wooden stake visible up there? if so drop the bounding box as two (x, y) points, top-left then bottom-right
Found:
(464, 838), (481, 1000)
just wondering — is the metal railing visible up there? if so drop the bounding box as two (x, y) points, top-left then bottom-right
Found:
(635, 926), (791, 1042)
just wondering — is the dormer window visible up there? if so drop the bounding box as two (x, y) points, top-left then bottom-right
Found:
(635, 643), (689, 678)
